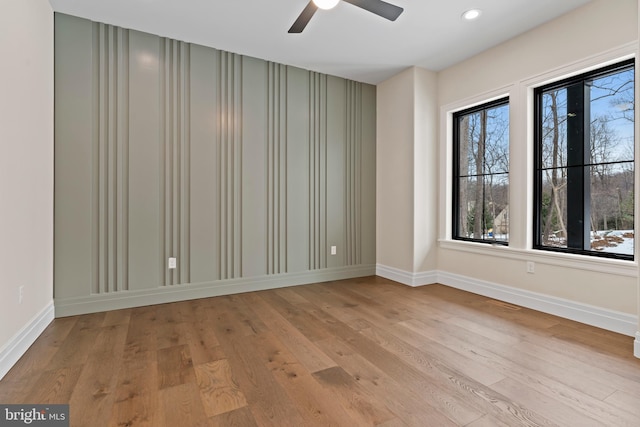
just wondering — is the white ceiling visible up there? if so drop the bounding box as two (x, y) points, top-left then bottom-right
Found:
(49, 0), (594, 84)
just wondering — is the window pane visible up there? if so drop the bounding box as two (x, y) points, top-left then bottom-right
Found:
(484, 104), (510, 175)
(485, 174), (509, 241)
(454, 98), (509, 244)
(539, 167), (568, 248)
(535, 60), (634, 259)
(458, 115), (478, 177)
(457, 176), (478, 239)
(590, 69), (634, 163)
(589, 162), (634, 256)
(457, 174), (509, 241)
(541, 89), (568, 169)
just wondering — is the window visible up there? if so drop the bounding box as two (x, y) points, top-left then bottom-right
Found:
(453, 98), (510, 244)
(534, 59), (634, 260)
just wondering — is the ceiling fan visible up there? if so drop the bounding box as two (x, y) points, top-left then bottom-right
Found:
(289, 0), (404, 33)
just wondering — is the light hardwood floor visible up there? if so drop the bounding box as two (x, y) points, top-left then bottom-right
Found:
(1, 276), (639, 426)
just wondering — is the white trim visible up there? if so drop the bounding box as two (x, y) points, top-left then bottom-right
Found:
(635, 332), (640, 359)
(0, 302), (54, 381)
(376, 264), (437, 287)
(438, 271), (637, 337)
(520, 42), (636, 89)
(438, 240), (638, 277)
(55, 265), (376, 317)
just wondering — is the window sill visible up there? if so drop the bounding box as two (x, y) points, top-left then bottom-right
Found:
(438, 239), (637, 277)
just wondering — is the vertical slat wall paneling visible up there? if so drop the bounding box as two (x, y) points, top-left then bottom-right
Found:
(345, 81), (362, 266)
(286, 67), (311, 273)
(54, 14), (376, 316)
(189, 45), (218, 283)
(160, 38), (190, 286)
(326, 76), (346, 269)
(267, 63), (288, 275)
(360, 85), (377, 265)
(128, 30), (162, 290)
(241, 57), (268, 279)
(216, 51), (243, 280)
(54, 14), (95, 299)
(180, 45), (191, 285)
(93, 22), (130, 294)
(117, 27), (130, 291)
(309, 72), (328, 270)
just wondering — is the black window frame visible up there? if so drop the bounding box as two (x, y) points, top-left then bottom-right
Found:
(452, 97), (510, 245)
(533, 59), (635, 261)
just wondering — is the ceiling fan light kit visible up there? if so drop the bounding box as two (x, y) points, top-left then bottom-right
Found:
(312, 0), (340, 10)
(289, 0), (404, 34)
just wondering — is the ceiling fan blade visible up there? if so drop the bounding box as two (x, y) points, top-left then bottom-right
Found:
(289, 1), (318, 33)
(343, 0), (403, 21)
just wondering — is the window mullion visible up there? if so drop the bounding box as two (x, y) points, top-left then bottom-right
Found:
(566, 82), (591, 250)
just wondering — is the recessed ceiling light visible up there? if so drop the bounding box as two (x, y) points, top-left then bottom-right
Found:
(313, 0), (340, 10)
(462, 9), (482, 20)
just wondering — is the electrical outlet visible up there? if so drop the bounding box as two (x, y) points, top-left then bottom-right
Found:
(19, 286), (24, 304)
(168, 257), (177, 269)
(526, 261), (535, 274)
(330, 246), (337, 255)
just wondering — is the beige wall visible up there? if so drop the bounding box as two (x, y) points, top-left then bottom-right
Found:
(0, 0), (54, 367)
(377, 68), (415, 272)
(378, 0), (639, 323)
(377, 67), (439, 274)
(413, 68), (439, 273)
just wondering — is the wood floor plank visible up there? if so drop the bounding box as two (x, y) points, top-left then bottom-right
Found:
(157, 344), (196, 389)
(248, 331), (364, 426)
(208, 311), (308, 427)
(441, 315), (618, 401)
(603, 389), (640, 419)
(122, 306), (158, 361)
(158, 382), (209, 427)
(244, 292), (337, 373)
(402, 317), (640, 427)
(260, 290), (334, 342)
(208, 406), (259, 427)
(1, 277), (639, 427)
(23, 366), (83, 404)
(68, 323), (129, 427)
(491, 377), (603, 427)
(357, 324), (552, 427)
(195, 359), (248, 418)
(102, 308), (132, 327)
(109, 356), (159, 427)
(45, 312), (107, 370)
(313, 335), (459, 426)
(375, 418), (410, 427)
(312, 366), (397, 425)
(386, 321), (506, 387)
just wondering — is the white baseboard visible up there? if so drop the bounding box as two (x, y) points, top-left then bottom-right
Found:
(375, 264), (638, 338)
(376, 264), (437, 287)
(635, 333), (640, 359)
(0, 302), (54, 381)
(438, 271), (637, 337)
(55, 265), (376, 317)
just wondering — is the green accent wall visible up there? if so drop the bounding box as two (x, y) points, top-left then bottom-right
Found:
(54, 14), (376, 316)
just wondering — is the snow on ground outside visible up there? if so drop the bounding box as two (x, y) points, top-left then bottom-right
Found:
(595, 230), (634, 255)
